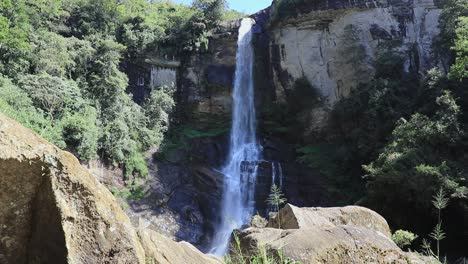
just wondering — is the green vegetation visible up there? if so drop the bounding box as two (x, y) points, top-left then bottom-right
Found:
(392, 230), (418, 249)
(420, 189), (450, 261)
(111, 184), (147, 201)
(267, 184), (287, 229)
(288, 77), (322, 113)
(270, 0), (309, 24)
(449, 16), (468, 80)
(0, 0), (237, 178)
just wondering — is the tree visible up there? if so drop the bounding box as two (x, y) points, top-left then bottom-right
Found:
(437, 0), (468, 60)
(0, 0), (32, 77)
(19, 74), (82, 118)
(267, 184), (287, 229)
(19, 73), (83, 121)
(70, 0), (121, 37)
(449, 16), (468, 80)
(31, 30), (76, 77)
(86, 37), (128, 117)
(116, 16), (163, 58)
(192, 0), (226, 26)
(363, 91), (465, 233)
(59, 106), (99, 161)
(0, 76), (64, 147)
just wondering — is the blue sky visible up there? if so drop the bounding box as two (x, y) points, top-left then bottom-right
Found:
(173, 0), (272, 14)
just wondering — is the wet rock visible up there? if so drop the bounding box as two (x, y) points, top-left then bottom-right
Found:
(193, 166), (224, 242)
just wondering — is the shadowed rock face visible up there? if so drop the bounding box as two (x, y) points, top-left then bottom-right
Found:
(0, 113), (145, 264)
(0, 158), (68, 264)
(0, 113), (222, 264)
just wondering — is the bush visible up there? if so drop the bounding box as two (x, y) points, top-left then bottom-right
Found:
(125, 151), (149, 178)
(59, 106), (99, 161)
(0, 76), (66, 146)
(270, 0), (308, 23)
(392, 230), (418, 249)
(288, 77), (322, 113)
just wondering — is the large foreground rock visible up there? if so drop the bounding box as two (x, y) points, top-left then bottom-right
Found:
(0, 113), (220, 264)
(238, 204), (436, 264)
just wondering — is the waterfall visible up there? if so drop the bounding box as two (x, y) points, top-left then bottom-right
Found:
(268, 162), (277, 213)
(278, 162), (284, 191)
(267, 162), (285, 213)
(209, 18), (260, 256)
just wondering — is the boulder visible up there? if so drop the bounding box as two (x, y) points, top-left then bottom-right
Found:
(238, 227), (437, 264)
(267, 204), (391, 237)
(138, 229), (221, 264)
(237, 204), (435, 264)
(0, 113), (220, 264)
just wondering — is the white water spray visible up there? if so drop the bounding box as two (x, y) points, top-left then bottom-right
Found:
(209, 18), (260, 256)
(278, 162), (284, 191)
(268, 162), (285, 213)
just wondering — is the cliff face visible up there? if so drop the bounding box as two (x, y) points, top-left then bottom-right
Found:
(267, 0), (440, 105)
(178, 20), (241, 120)
(177, 0), (441, 132)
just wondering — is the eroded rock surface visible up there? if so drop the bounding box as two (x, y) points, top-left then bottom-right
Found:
(266, 204), (391, 236)
(0, 113), (221, 264)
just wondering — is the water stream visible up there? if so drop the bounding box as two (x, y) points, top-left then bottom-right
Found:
(209, 18), (261, 256)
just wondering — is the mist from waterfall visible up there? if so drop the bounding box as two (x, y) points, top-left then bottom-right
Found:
(209, 18), (260, 256)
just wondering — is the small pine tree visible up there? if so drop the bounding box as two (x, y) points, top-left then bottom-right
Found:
(267, 184), (287, 229)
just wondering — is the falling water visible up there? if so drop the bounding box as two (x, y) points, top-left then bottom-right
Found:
(278, 162), (284, 190)
(268, 162), (285, 213)
(268, 162), (277, 213)
(209, 18), (260, 256)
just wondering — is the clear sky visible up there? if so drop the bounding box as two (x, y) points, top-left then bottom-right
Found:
(173, 0), (272, 14)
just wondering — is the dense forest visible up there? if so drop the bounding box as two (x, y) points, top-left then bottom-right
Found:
(1, 0), (468, 262)
(0, 0), (242, 177)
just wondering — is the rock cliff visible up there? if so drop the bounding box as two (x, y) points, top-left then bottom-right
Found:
(177, 0), (442, 134)
(259, 0), (441, 134)
(0, 113), (221, 264)
(268, 1), (441, 104)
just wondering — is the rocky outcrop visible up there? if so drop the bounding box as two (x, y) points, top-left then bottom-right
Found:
(238, 204), (436, 264)
(256, 0), (442, 135)
(267, 204), (391, 236)
(266, 0), (441, 103)
(178, 20), (241, 120)
(0, 113), (220, 264)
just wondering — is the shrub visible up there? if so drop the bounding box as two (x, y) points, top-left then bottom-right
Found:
(392, 230), (418, 249)
(288, 77), (322, 113)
